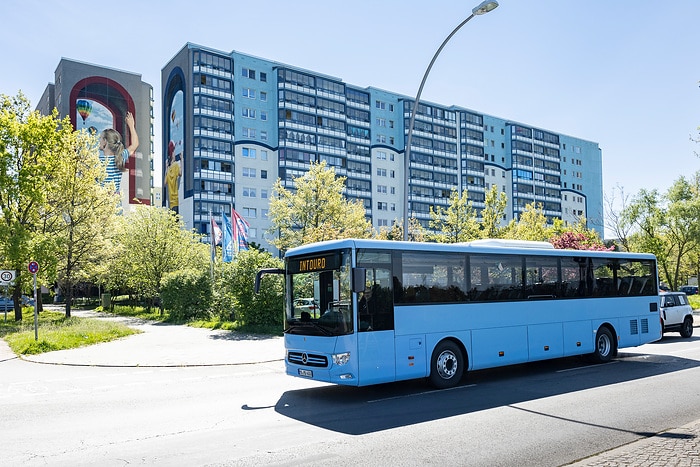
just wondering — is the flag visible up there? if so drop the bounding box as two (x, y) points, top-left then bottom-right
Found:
(222, 212), (234, 263)
(209, 212), (222, 267)
(231, 208), (250, 254)
(211, 218), (223, 246)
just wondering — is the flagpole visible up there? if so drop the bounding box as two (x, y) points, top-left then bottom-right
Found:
(209, 210), (214, 281)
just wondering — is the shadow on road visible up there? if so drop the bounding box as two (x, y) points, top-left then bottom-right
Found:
(274, 353), (700, 435)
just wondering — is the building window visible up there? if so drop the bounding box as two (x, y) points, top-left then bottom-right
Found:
(376, 118), (386, 127)
(260, 111), (268, 121)
(261, 170), (268, 179)
(260, 91), (267, 102)
(377, 202), (388, 211)
(260, 72), (267, 82)
(243, 167), (256, 178)
(377, 168), (387, 177)
(243, 207), (257, 218)
(242, 148), (256, 159)
(242, 88), (256, 99)
(377, 185), (387, 194)
(242, 68), (255, 79)
(242, 108), (256, 119)
(261, 130), (268, 141)
(243, 187), (256, 198)
(377, 151), (387, 160)
(261, 189), (268, 199)
(261, 150), (268, 161)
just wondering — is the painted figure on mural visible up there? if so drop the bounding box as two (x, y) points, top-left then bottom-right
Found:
(165, 140), (181, 214)
(99, 111), (139, 194)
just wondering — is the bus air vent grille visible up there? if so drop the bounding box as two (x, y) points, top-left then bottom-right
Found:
(630, 319), (639, 335)
(641, 318), (649, 334)
(288, 351), (328, 367)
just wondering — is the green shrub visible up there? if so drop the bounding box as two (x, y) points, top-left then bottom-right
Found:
(161, 268), (212, 321)
(216, 249), (283, 326)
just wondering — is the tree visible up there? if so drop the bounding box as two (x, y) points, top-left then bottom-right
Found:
(0, 93), (71, 320)
(604, 184), (634, 252)
(42, 131), (119, 317)
(549, 217), (612, 251)
(224, 248), (283, 326)
(479, 185), (508, 239)
(267, 161), (373, 251)
(659, 174), (700, 289)
(506, 202), (553, 241)
(111, 205), (209, 313)
(428, 189), (479, 243)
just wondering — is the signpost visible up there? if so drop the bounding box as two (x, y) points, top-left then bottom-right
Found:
(28, 261), (39, 340)
(1, 270), (15, 321)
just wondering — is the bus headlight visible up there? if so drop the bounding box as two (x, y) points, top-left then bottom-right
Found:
(332, 352), (351, 366)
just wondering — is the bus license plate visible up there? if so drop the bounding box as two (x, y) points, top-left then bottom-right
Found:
(298, 369), (313, 377)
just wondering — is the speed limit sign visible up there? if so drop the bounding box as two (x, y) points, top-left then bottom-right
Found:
(28, 261), (39, 274)
(0, 270), (15, 285)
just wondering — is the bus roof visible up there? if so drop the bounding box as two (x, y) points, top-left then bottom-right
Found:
(284, 238), (657, 260)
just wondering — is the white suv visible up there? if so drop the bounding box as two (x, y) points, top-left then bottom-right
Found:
(660, 292), (694, 338)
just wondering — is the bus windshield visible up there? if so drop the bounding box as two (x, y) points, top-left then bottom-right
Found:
(285, 249), (353, 336)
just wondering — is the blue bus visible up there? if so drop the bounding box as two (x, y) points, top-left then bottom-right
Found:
(257, 238), (662, 388)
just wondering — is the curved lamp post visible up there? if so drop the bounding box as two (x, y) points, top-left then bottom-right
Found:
(403, 0), (499, 240)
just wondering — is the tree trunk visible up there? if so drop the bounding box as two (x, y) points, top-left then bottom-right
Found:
(13, 286), (22, 322)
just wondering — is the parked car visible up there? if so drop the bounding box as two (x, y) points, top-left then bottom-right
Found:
(0, 296), (13, 312)
(293, 298), (319, 318)
(680, 285), (699, 296)
(660, 291), (694, 337)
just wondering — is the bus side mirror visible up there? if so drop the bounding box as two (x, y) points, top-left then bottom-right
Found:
(255, 268), (284, 293)
(353, 268), (366, 293)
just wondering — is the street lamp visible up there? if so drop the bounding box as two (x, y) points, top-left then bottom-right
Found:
(402, 0), (499, 240)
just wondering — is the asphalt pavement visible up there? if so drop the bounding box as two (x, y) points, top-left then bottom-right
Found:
(1, 308), (700, 465)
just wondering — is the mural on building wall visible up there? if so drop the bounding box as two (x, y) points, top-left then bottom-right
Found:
(75, 98), (113, 134)
(164, 90), (183, 213)
(69, 74), (147, 206)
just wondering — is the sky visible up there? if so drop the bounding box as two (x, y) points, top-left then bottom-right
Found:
(2, 0), (699, 230)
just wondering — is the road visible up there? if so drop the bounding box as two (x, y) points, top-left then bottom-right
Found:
(2, 334), (700, 466)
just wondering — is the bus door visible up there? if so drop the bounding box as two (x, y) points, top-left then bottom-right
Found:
(356, 250), (395, 385)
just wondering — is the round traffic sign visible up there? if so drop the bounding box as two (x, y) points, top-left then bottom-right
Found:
(28, 261), (39, 274)
(1, 271), (13, 282)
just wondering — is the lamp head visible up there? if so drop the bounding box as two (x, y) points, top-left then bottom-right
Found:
(472, 0), (499, 15)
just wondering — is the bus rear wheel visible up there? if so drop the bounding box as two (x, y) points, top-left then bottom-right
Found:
(591, 327), (615, 363)
(429, 341), (464, 389)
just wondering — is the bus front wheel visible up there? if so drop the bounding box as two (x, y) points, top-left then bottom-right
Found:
(591, 327), (615, 363)
(429, 340), (464, 389)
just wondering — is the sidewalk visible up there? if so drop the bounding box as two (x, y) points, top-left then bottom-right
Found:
(568, 419), (700, 466)
(0, 308), (284, 367)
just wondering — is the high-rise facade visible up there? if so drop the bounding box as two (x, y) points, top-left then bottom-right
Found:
(38, 58), (155, 210)
(162, 43), (602, 254)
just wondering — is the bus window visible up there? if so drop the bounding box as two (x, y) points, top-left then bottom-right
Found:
(357, 249), (394, 331)
(525, 256), (560, 298)
(470, 254), (523, 301)
(397, 252), (467, 304)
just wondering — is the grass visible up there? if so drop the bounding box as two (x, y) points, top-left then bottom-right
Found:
(1, 308), (139, 355)
(688, 294), (700, 311)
